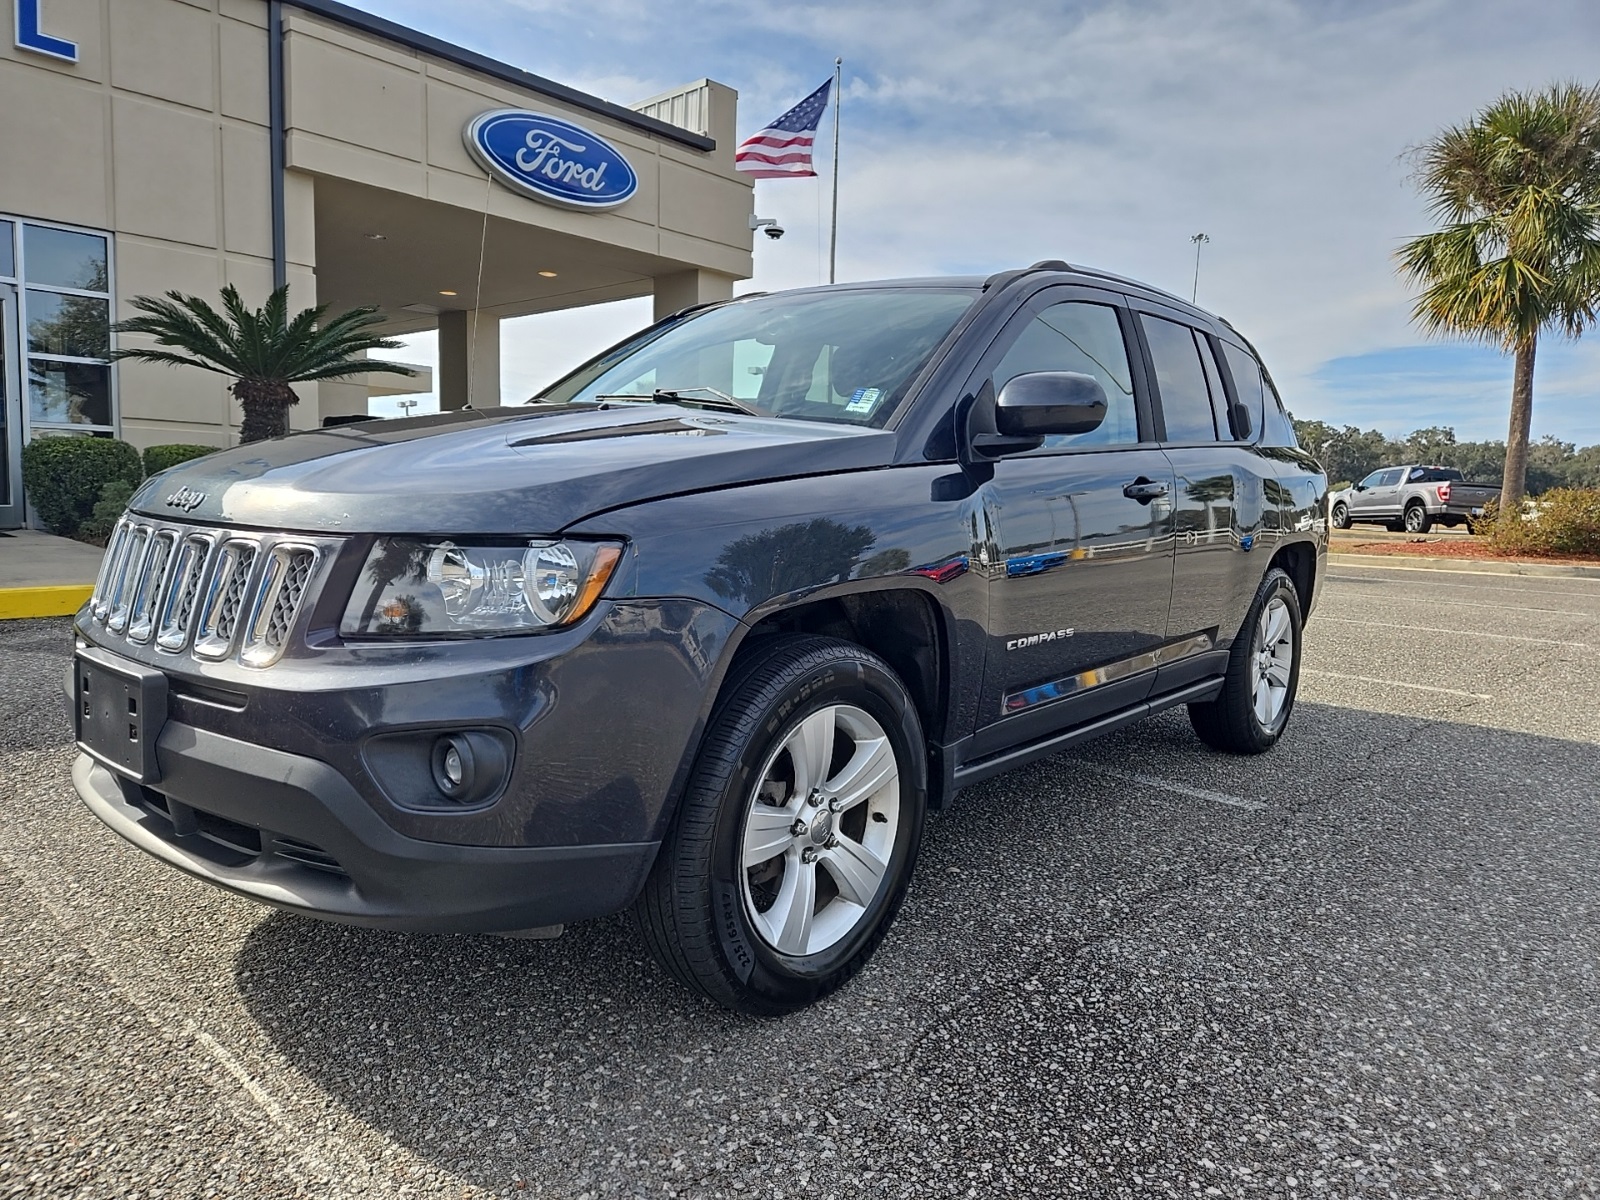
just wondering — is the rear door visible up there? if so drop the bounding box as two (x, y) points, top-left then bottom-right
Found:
(1132, 307), (1265, 680)
(969, 287), (1176, 755)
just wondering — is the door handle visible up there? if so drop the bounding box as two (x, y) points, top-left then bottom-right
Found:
(1123, 479), (1169, 502)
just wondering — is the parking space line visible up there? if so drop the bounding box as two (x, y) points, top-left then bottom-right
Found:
(1078, 764), (1267, 811)
(1323, 596), (1593, 619)
(1328, 568), (1600, 598)
(1301, 668), (1491, 700)
(1315, 615), (1594, 648)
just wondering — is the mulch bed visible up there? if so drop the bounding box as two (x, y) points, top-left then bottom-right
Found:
(1341, 539), (1600, 568)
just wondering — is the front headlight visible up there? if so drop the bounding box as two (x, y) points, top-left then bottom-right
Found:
(341, 537), (624, 637)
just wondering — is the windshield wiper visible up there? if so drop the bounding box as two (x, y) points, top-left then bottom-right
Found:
(592, 387), (761, 416)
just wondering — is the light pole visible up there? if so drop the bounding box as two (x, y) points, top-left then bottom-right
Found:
(1190, 232), (1210, 303)
(397, 397), (418, 418)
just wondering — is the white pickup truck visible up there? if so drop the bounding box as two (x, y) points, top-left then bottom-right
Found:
(1330, 465), (1501, 533)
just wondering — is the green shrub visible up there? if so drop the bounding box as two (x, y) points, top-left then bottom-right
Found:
(19, 436), (143, 537)
(142, 443), (218, 476)
(78, 480), (136, 546)
(1480, 487), (1600, 557)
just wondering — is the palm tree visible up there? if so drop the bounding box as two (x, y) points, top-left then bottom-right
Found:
(1397, 82), (1600, 517)
(111, 284), (414, 443)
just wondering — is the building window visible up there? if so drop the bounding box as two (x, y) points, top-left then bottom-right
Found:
(0, 218), (117, 437)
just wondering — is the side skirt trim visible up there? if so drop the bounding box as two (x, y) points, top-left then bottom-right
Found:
(937, 677), (1225, 801)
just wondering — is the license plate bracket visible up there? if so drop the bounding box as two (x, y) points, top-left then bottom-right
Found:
(75, 647), (168, 783)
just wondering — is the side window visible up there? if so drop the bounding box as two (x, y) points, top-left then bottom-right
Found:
(1376, 469), (1404, 488)
(1408, 467), (1426, 482)
(992, 301), (1138, 449)
(1219, 343), (1264, 442)
(1140, 315), (1217, 442)
(1260, 374), (1298, 447)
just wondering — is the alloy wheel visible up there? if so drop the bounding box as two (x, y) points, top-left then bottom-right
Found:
(739, 704), (901, 957)
(1250, 596), (1294, 727)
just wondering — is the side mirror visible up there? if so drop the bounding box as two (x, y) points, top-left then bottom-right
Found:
(1354, 483), (1366, 492)
(995, 372), (1109, 438)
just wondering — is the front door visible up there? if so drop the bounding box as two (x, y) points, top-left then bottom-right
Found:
(970, 290), (1176, 756)
(0, 284), (23, 529)
(1350, 468), (1401, 521)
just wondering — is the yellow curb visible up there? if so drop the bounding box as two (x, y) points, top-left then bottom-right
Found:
(0, 585), (93, 619)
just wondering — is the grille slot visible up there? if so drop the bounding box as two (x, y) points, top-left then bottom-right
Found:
(272, 836), (348, 877)
(106, 525), (151, 633)
(155, 534), (214, 652)
(90, 520), (132, 621)
(194, 541), (259, 660)
(127, 530), (178, 644)
(241, 546), (318, 666)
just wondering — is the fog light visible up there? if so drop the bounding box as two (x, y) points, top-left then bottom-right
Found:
(431, 734), (476, 798)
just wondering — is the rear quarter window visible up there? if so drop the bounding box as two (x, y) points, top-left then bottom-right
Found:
(1218, 342), (1265, 442)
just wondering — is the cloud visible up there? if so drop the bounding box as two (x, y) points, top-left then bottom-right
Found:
(357, 0), (1600, 443)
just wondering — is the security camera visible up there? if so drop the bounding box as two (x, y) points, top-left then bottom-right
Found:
(764, 223), (785, 240)
(750, 215), (785, 241)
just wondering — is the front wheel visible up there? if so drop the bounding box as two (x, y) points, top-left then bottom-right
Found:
(635, 635), (926, 1015)
(1331, 502), (1351, 530)
(1188, 567), (1303, 754)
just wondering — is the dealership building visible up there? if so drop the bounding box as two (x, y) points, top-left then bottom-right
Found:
(0, 0), (755, 528)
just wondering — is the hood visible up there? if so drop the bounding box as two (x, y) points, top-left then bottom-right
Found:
(128, 404), (896, 534)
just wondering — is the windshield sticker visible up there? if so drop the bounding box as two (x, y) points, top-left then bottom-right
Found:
(844, 387), (882, 415)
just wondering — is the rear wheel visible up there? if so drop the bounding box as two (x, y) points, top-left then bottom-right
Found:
(635, 635), (926, 1015)
(1404, 503), (1431, 533)
(1331, 502), (1350, 530)
(1188, 568), (1302, 754)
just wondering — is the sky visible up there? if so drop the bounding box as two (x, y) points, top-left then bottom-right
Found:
(353, 0), (1600, 447)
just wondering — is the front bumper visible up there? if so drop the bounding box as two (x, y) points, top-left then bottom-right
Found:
(72, 723), (658, 933)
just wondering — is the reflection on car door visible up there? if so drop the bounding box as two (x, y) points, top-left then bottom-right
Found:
(1135, 309), (1267, 680)
(969, 288), (1176, 756)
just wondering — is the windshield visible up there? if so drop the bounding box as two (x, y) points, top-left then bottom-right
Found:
(535, 287), (977, 426)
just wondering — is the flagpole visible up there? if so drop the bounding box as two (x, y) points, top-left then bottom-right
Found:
(828, 56), (842, 285)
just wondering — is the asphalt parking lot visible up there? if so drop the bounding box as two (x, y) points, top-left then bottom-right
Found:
(4, 562), (1599, 1198)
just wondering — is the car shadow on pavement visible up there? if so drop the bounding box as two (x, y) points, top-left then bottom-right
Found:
(231, 702), (1600, 1196)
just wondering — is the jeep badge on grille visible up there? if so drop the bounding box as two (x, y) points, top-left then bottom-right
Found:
(164, 486), (206, 512)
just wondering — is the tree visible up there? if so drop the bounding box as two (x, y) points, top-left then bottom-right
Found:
(1397, 82), (1600, 517)
(110, 284), (413, 443)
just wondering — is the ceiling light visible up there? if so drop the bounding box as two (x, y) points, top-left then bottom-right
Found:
(438, 289), (458, 296)
(538, 270), (558, 278)
(365, 233), (387, 240)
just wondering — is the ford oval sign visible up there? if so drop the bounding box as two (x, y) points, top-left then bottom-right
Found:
(464, 110), (638, 210)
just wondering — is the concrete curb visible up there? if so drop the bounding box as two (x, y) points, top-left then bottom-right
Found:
(0, 585), (92, 620)
(1330, 550), (1600, 580)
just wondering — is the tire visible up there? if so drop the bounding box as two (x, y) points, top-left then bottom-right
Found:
(634, 634), (926, 1015)
(1331, 502), (1350, 530)
(1403, 503), (1431, 534)
(1188, 567), (1303, 755)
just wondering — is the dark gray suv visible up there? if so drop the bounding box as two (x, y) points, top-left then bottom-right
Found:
(71, 262), (1328, 1013)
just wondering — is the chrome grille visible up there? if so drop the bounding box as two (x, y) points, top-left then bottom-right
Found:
(241, 547), (318, 667)
(91, 522), (131, 622)
(127, 530), (177, 644)
(84, 518), (332, 668)
(195, 542), (258, 659)
(155, 534), (213, 652)
(106, 525), (151, 633)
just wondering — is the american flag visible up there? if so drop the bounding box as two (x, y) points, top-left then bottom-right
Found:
(735, 79), (833, 178)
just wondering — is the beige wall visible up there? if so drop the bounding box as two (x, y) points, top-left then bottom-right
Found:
(0, 0), (315, 451)
(0, 0), (750, 454)
(281, 11), (752, 285)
